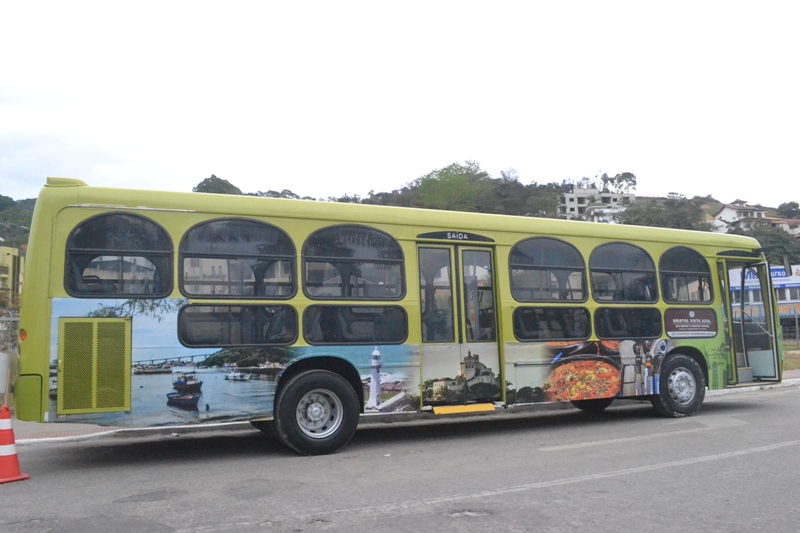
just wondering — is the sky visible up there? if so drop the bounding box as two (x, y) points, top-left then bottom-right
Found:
(1, 1), (798, 207)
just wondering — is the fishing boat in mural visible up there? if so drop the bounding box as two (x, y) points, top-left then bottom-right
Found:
(166, 392), (200, 408)
(172, 371), (203, 392)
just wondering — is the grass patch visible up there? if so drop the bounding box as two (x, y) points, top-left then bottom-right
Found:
(783, 347), (800, 371)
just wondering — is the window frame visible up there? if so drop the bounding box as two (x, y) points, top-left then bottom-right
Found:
(593, 307), (663, 339)
(512, 306), (592, 342)
(590, 242), (657, 303)
(65, 212), (173, 298)
(178, 304), (298, 347)
(659, 246), (713, 304)
(509, 237), (587, 302)
(303, 304), (408, 345)
(179, 218), (296, 299)
(302, 224), (405, 301)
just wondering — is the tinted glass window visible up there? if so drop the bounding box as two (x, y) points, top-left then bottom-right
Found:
(590, 243), (656, 302)
(180, 219), (295, 298)
(660, 247), (713, 303)
(513, 307), (591, 341)
(419, 248), (455, 342)
(594, 307), (662, 339)
(510, 238), (586, 301)
(304, 305), (407, 344)
(304, 226), (404, 299)
(179, 305), (297, 346)
(66, 213), (173, 297)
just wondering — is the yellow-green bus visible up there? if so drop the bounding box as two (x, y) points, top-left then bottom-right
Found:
(15, 178), (782, 454)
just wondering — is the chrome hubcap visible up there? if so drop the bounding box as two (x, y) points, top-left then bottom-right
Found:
(296, 388), (343, 439)
(667, 367), (696, 405)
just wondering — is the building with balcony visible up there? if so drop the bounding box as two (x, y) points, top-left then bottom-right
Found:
(558, 187), (635, 221)
(0, 246), (24, 305)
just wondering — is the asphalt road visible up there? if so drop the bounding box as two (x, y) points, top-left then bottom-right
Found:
(3, 387), (800, 533)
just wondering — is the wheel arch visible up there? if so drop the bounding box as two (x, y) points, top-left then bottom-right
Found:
(665, 346), (708, 388)
(277, 356), (365, 413)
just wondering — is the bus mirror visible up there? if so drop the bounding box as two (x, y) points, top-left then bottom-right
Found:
(784, 255), (792, 277)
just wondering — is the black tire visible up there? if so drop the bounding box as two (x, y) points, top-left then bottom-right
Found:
(651, 354), (705, 417)
(571, 397), (614, 414)
(273, 370), (360, 455)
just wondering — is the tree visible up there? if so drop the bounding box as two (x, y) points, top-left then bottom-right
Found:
(524, 183), (563, 218)
(777, 201), (800, 219)
(616, 197), (713, 231)
(414, 161), (491, 212)
(0, 195), (14, 212)
(475, 169), (529, 215)
(0, 199), (34, 248)
(192, 175), (243, 195)
(610, 172), (637, 193)
(729, 224), (800, 264)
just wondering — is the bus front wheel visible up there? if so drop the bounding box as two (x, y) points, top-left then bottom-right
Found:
(273, 370), (359, 455)
(651, 354), (705, 417)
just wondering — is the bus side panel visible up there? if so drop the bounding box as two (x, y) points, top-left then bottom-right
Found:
(45, 298), (420, 427)
(12, 375), (42, 422)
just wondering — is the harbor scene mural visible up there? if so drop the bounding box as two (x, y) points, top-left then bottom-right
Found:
(48, 298), (420, 427)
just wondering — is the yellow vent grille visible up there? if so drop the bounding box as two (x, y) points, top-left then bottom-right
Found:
(58, 318), (131, 414)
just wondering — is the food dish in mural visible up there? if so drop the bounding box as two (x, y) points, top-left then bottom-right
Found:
(543, 359), (621, 401)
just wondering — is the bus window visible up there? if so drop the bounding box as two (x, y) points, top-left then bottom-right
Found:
(660, 246), (712, 303)
(513, 307), (591, 341)
(179, 305), (297, 346)
(418, 247), (455, 342)
(462, 249), (496, 342)
(303, 305), (407, 344)
(303, 225), (404, 300)
(509, 237), (586, 301)
(180, 219), (295, 298)
(65, 213), (173, 298)
(594, 307), (662, 339)
(590, 243), (656, 303)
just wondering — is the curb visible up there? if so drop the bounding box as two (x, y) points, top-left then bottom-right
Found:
(13, 377), (800, 445)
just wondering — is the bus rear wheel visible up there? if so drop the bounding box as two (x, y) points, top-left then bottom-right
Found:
(571, 397), (614, 414)
(273, 370), (359, 455)
(651, 354), (705, 417)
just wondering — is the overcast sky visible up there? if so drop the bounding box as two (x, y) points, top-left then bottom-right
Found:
(2, 1), (798, 206)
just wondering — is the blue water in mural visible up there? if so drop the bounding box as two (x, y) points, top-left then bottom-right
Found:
(51, 368), (276, 427)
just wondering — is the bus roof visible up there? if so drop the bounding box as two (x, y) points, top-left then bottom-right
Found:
(40, 177), (761, 251)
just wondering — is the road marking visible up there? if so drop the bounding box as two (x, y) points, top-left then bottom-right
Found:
(176, 438), (800, 532)
(539, 415), (748, 451)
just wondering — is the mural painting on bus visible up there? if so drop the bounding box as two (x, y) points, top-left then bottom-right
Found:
(703, 340), (731, 389)
(48, 299), (420, 427)
(420, 345), (503, 403)
(505, 337), (734, 403)
(504, 340), (674, 403)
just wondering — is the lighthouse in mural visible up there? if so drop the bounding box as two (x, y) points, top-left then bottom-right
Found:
(367, 347), (382, 409)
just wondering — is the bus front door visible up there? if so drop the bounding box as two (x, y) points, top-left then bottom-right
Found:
(418, 246), (502, 406)
(722, 261), (780, 383)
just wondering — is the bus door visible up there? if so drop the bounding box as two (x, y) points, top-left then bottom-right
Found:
(720, 261), (780, 383)
(418, 246), (502, 405)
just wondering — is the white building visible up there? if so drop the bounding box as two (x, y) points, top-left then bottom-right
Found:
(559, 187), (634, 221)
(712, 199), (768, 233)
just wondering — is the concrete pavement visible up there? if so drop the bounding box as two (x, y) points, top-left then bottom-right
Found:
(9, 369), (800, 445)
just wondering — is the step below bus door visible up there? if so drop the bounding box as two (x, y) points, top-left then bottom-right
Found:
(418, 246), (502, 406)
(724, 261), (780, 383)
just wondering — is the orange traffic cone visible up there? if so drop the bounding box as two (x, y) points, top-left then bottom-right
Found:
(0, 405), (30, 483)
